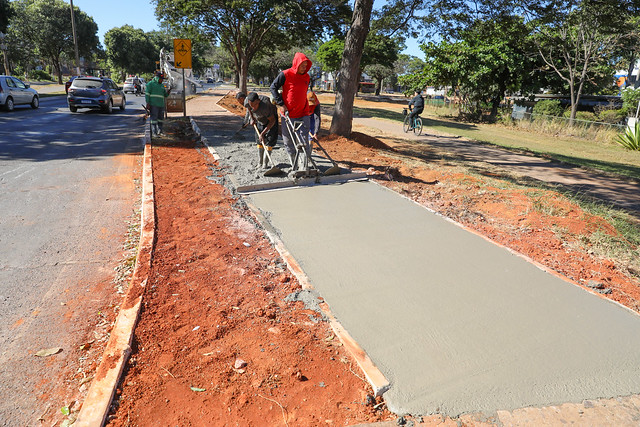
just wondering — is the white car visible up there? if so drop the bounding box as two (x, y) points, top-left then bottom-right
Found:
(123, 77), (146, 94)
(0, 75), (39, 111)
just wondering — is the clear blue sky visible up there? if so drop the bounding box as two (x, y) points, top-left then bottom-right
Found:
(64, 0), (424, 59)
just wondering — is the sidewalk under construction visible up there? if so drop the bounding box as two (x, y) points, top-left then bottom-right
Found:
(189, 92), (640, 421)
(248, 179), (640, 416)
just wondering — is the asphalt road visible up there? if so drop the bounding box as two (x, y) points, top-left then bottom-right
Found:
(0, 94), (145, 424)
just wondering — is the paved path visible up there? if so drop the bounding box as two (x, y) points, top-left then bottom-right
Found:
(354, 117), (640, 215)
(249, 180), (640, 417)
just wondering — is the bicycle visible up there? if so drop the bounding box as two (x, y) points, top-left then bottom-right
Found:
(402, 108), (423, 135)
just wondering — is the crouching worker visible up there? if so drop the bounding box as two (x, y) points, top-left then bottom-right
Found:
(145, 72), (170, 136)
(245, 91), (278, 168)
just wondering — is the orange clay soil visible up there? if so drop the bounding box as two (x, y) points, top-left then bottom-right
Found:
(106, 123), (394, 426)
(107, 94), (640, 426)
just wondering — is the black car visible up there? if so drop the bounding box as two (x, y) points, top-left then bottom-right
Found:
(67, 77), (125, 113)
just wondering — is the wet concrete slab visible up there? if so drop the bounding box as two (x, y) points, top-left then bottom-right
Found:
(249, 180), (640, 417)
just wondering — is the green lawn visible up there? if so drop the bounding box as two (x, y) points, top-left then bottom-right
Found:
(348, 104), (640, 181)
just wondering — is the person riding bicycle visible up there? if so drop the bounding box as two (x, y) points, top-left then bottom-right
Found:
(407, 89), (424, 129)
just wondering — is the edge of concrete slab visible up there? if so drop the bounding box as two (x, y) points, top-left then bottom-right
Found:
(75, 127), (155, 426)
(195, 118), (392, 399)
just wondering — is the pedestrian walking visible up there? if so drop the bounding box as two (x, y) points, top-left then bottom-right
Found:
(145, 72), (170, 136)
(270, 52), (313, 166)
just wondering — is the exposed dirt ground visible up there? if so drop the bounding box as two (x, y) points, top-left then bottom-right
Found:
(106, 91), (640, 426)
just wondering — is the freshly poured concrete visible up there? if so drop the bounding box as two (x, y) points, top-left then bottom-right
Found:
(249, 181), (640, 416)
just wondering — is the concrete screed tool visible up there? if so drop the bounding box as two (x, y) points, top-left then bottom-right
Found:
(310, 135), (341, 176)
(247, 108), (283, 177)
(283, 112), (321, 178)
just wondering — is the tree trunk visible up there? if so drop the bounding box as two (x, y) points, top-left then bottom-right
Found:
(375, 78), (382, 96)
(329, 0), (374, 137)
(238, 56), (248, 94)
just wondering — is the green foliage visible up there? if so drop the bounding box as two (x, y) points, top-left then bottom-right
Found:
(9, 0), (99, 82)
(533, 99), (564, 117)
(104, 25), (157, 75)
(597, 109), (626, 124)
(616, 122), (640, 150)
(29, 69), (53, 81)
(621, 88), (640, 117)
(0, 0), (11, 33)
(153, 0), (352, 92)
(316, 37), (344, 73)
(418, 15), (534, 119)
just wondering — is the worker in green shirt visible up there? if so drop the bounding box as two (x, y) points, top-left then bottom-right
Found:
(145, 72), (171, 136)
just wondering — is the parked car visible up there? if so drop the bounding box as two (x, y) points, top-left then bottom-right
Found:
(67, 77), (125, 113)
(123, 76), (146, 94)
(0, 75), (40, 111)
(206, 77), (214, 83)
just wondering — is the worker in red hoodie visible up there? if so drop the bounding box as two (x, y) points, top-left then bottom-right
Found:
(270, 52), (312, 166)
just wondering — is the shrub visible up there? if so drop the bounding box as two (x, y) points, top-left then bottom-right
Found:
(533, 99), (564, 117)
(597, 109), (626, 124)
(563, 110), (597, 121)
(621, 87), (640, 117)
(616, 122), (640, 150)
(30, 69), (53, 81)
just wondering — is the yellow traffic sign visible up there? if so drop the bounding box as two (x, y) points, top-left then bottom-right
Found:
(173, 39), (192, 69)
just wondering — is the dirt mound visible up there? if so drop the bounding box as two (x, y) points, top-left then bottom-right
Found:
(324, 132), (393, 151)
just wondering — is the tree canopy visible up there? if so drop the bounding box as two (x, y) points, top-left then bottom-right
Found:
(104, 25), (158, 78)
(9, 0), (99, 82)
(153, 0), (351, 93)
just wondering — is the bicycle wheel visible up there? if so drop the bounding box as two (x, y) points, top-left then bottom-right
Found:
(413, 117), (423, 135)
(403, 115), (411, 133)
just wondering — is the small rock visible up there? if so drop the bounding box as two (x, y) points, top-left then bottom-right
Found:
(318, 381), (326, 387)
(597, 288), (612, 294)
(234, 358), (247, 369)
(243, 242), (251, 247)
(586, 280), (604, 289)
(396, 416), (407, 425)
(583, 400), (594, 408)
(192, 326), (200, 331)
(267, 327), (281, 334)
(365, 394), (375, 406)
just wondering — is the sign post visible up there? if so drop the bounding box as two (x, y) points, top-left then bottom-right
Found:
(173, 39), (192, 117)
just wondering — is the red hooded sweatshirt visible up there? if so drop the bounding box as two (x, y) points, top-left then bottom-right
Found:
(270, 52), (312, 119)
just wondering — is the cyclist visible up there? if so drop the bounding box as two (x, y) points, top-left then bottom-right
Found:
(407, 89), (424, 129)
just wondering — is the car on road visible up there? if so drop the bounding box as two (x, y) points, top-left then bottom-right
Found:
(123, 76), (146, 95)
(0, 75), (40, 111)
(65, 75), (83, 93)
(67, 77), (126, 113)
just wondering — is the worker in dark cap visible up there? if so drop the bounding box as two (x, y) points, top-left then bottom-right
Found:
(145, 72), (171, 137)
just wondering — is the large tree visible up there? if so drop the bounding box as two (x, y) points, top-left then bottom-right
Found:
(9, 0), (99, 83)
(104, 25), (158, 79)
(417, 15), (535, 120)
(530, 0), (624, 123)
(153, 0), (350, 94)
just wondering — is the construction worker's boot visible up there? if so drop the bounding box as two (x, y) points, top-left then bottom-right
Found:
(264, 147), (274, 168)
(258, 146), (264, 168)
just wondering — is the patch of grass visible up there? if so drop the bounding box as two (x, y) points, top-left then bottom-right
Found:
(348, 104), (640, 180)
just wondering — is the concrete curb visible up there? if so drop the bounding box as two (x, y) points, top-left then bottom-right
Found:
(75, 125), (156, 426)
(193, 117), (391, 398)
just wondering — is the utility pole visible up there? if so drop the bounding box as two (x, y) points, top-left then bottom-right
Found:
(69, 0), (80, 75)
